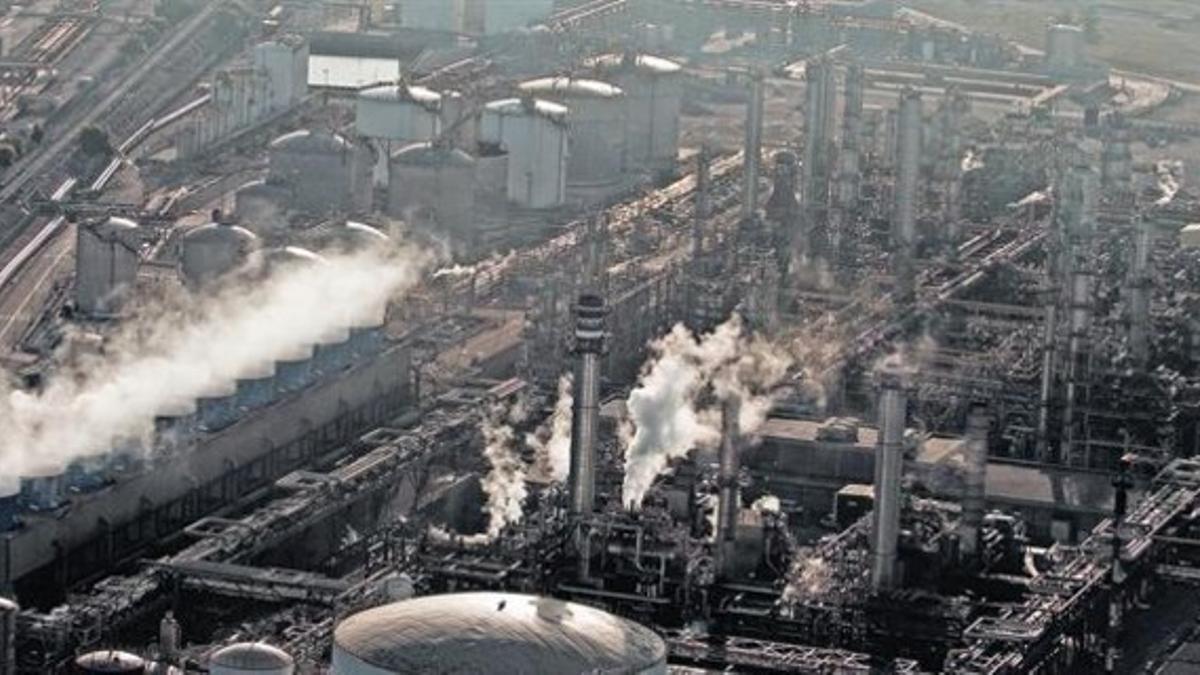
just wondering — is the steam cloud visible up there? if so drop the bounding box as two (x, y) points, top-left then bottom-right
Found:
(477, 401), (529, 540)
(527, 374), (573, 482)
(0, 244), (430, 482)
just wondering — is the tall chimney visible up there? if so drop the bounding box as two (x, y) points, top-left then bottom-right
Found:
(693, 144), (712, 263)
(832, 62), (864, 262)
(568, 219), (608, 517)
(1064, 269), (1093, 466)
(959, 404), (989, 559)
(1127, 217), (1152, 368)
(742, 68), (765, 219)
(716, 396), (742, 574)
(1036, 301), (1058, 463)
(872, 366), (908, 592)
(803, 57), (836, 216)
(893, 89), (922, 305)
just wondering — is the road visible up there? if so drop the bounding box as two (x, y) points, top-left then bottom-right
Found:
(0, 224), (71, 347)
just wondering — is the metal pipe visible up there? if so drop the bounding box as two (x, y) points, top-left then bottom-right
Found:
(717, 396), (741, 575)
(893, 88), (922, 305)
(959, 404), (989, 559)
(742, 68), (764, 219)
(872, 368), (907, 592)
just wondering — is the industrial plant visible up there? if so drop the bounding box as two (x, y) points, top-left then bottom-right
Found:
(0, 0), (1197, 673)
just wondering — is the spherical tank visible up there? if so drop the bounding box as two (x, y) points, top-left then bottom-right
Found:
(589, 53), (682, 173)
(180, 222), (258, 289)
(268, 129), (370, 215)
(75, 216), (140, 317)
(208, 642), (294, 675)
(233, 179), (293, 236)
(479, 97), (568, 208)
(355, 84), (441, 142)
(331, 592), (668, 675)
(387, 142), (475, 237)
(74, 650), (146, 674)
(517, 77), (625, 192)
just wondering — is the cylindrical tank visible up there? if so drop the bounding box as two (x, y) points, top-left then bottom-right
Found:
(340, 221), (390, 252)
(1046, 24), (1084, 72)
(517, 77), (625, 194)
(588, 53), (682, 172)
(208, 642), (294, 675)
(19, 462), (66, 511)
(386, 143), (475, 238)
(75, 217), (140, 317)
(331, 592), (667, 674)
(263, 246), (326, 272)
(356, 84), (440, 142)
(268, 129), (371, 215)
(180, 222), (258, 289)
(233, 180), (293, 236)
(235, 361), (277, 411)
(274, 343), (315, 396)
(0, 597), (16, 675)
(74, 650), (146, 674)
(474, 142), (509, 202)
(479, 97), (568, 209)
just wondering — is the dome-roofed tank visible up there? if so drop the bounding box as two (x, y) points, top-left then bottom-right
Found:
(262, 245), (327, 271)
(180, 221), (258, 289)
(208, 642), (294, 675)
(517, 77), (625, 200)
(268, 129), (371, 215)
(331, 592), (668, 674)
(233, 179), (293, 236)
(74, 649), (147, 674)
(356, 83), (441, 142)
(75, 216), (140, 317)
(480, 97), (568, 209)
(340, 221), (390, 252)
(386, 142), (475, 251)
(587, 52), (683, 173)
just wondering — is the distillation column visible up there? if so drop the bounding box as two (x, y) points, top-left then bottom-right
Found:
(831, 62), (864, 265)
(1036, 302), (1058, 462)
(893, 89), (922, 305)
(936, 87), (967, 246)
(1065, 269), (1094, 467)
(693, 144), (711, 263)
(872, 367), (908, 592)
(569, 221), (609, 517)
(803, 58), (837, 226)
(742, 68), (765, 220)
(1127, 217), (1153, 368)
(959, 405), (989, 560)
(716, 396), (742, 576)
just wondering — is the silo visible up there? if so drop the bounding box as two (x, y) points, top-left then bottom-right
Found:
(233, 180), (293, 236)
(474, 142), (509, 203)
(387, 143), (475, 242)
(180, 222), (258, 289)
(196, 381), (239, 432)
(356, 84), (441, 143)
(19, 462), (66, 511)
(268, 129), (371, 215)
(208, 643), (294, 675)
(517, 77), (625, 201)
(331, 592), (667, 674)
(479, 97), (567, 209)
(75, 217), (140, 317)
(74, 650), (146, 674)
(273, 343), (315, 396)
(235, 361), (277, 411)
(0, 596), (15, 675)
(588, 53), (682, 173)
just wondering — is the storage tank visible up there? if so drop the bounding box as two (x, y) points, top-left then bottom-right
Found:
(180, 222), (258, 289)
(19, 462), (66, 511)
(341, 221), (390, 252)
(235, 361), (277, 411)
(479, 97), (567, 209)
(268, 129), (371, 215)
(474, 142), (509, 203)
(331, 592), (667, 674)
(74, 650), (146, 674)
(1045, 24), (1084, 72)
(208, 642), (294, 675)
(588, 52), (682, 173)
(0, 596), (16, 674)
(233, 180), (293, 236)
(356, 84), (441, 142)
(75, 216), (140, 317)
(517, 77), (625, 200)
(387, 142), (475, 240)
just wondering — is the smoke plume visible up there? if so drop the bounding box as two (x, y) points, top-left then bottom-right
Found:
(477, 402), (528, 539)
(527, 374), (573, 482)
(0, 244), (430, 478)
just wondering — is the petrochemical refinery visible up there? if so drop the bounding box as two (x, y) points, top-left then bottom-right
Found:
(0, 0), (1198, 673)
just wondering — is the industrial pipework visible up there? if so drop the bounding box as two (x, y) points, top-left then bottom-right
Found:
(872, 366), (909, 592)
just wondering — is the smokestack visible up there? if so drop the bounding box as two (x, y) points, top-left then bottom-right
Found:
(742, 68), (765, 219)
(937, 88), (967, 246)
(693, 144), (711, 263)
(803, 58), (836, 216)
(716, 396), (742, 575)
(831, 63), (864, 261)
(1064, 269), (1093, 466)
(568, 219), (608, 517)
(1036, 301), (1058, 463)
(893, 89), (922, 305)
(872, 366), (908, 592)
(1127, 217), (1152, 367)
(959, 404), (989, 559)
(0, 597), (15, 675)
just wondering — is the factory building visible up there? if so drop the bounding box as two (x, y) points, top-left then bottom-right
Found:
(331, 593), (667, 674)
(74, 217), (140, 318)
(479, 97), (568, 209)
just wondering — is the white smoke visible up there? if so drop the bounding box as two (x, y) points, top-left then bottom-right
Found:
(478, 401), (529, 540)
(527, 374), (573, 482)
(0, 244), (430, 477)
(621, 316), (794, 508)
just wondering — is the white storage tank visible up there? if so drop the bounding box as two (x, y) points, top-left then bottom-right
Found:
(387, 142), (476, 241)
(180, 222), (258, 289)
(480, 97), (567, 209)
(208, 642), (294, 675)
(332, 592), (667, 674)
(474, 142), (509, 202)
(341, 221), (391, 252)
(588, 52), (683, 173)
(75, 216), (140, 317)
(268, 129), (371, 215)
(356, 84), (441, 142)
(517, 77), (625, 200)
(233, 179), (293, 236)
(74, 650), (147, 674)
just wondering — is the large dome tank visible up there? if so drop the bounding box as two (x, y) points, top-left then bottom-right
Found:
(386, 142), (476, 244)
(75, 216), (140, 317)
(517, 77), (625, 199)
(208, 642), (294, 675)
(268, 129), (371, 215)
(356, 84), (441, 142)
(233, 179), (293, 236)
(180, 222), (258, 289)
(340, 221), (391, 252)
(74, 649), (146, 673)
(480, 97), (568, 209)
(331, 592), (668, 674)
(587, 52), (683, 173)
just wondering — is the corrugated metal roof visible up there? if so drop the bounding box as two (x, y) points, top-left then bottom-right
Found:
(333, 592), (667, 674)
